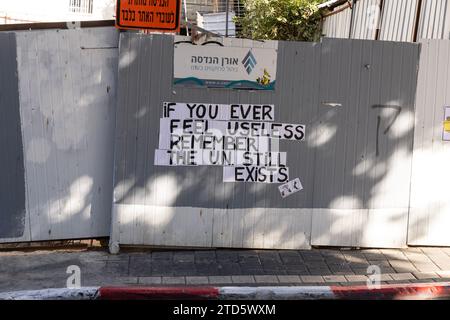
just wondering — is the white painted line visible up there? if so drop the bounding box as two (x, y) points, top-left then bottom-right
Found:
(0, 287), (99, 300)
(219, 286), (335, 300)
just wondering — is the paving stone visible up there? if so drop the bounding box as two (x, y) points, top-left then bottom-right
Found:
(259, 252), (281, 261)
(186, 276), (209, 285)
(283, 263), (308, 270)
(216, 251), (239, 262)
(308, 268), (332, 275)
(263, 268), (287, 275)
(152, 251), (173, 260)
(329, 266), (353, 274)
(438, 277), (450, 282)
(412, 262), (440, 272)
(151, 262), (175, 276)
(351, 268), (370, 275)
(418, 247), (447, 255)
(345, 275), (368, 282)
(389, 260), (417, 272)
(254, 275), (279, 283)
(231, 275), (255, 284)
(331, 270), (355, 275)
(173, 268), (199, 276)
(379, 274), (393, 281)
(217, 263), (241, 275)
(412, 272), (438, 280)
(129, 263), (152, 277)
(386, 280), (410, 284)
(305, 261), (329, 269)
(390, 273), (416, 281)
(105, 261), (129, 275)
(285, 269), (310, 275)
(277, 275), (302, 284)
(279, 251), (302, 260)
(436, 271), (450, 277)
(343, 255), (369, 264)
(367, 260), (391, 267)
(259, 257), (283, 265)
(162, 276), (186, 285)
(301, 275), (324, 283)
(208, 276), (232, 284)
(427, 257), (450, 270)
(194, 251), (216, 262)
(363, 253), (386, 261)
(240, 263), (263, 271)
(238, 251), (259, 258)
(241, 268), (266, 275)
(107, 254), (131, 262)
(377, 267), (396, 274)
(173, 252), (195, 263)
(300, 252), (324, 261)
(381, 250), (409, 261)
(323, 275), (347, 283)
(320, 250), (346, 259)
(106, 276), (139, 286)
(403, 252), (433, 263)
(138, 276), (162, 285)
(280, 257), (304, 265)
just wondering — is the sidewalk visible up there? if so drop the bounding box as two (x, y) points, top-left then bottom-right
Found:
(1, 247), (450, 292)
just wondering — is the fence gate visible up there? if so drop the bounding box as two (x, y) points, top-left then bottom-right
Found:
(311, 38), (420, 248)
(408, 39), (450, 246)
(110, 33), (420, 250)
(0, 27), (118, 243)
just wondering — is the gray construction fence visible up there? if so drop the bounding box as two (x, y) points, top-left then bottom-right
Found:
(0, 26), (449, 250)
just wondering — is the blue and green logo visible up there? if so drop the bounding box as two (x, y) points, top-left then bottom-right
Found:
(242, 50), (257, 74)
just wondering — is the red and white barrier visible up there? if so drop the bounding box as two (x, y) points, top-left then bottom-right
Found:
(1, 283), (450, 300)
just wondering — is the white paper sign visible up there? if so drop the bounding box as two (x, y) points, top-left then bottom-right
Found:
(162, 103), (275, 121)
(223, 166), (289, 184)
(278, 178), (303, 198)
(155, 102), (306, 184)
(444, 107), (450, 141)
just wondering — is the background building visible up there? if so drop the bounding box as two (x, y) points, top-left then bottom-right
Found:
(321, 0), (450, 42)
(0, 0), (116, 24)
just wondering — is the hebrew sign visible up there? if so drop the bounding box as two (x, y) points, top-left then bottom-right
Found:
(173, 44), (278, 90)
(116, 0), (181, 32)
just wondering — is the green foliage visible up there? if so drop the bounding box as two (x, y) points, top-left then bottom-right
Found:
(235, 0), (323, 41)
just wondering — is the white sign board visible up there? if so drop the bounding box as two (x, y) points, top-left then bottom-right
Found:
(444, 106), (450, 141)
(154, 102), (306, 185)
(173, 44), (277, 90)
(278, 178), (303, 198)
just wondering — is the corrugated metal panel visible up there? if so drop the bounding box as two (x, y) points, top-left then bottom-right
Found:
(408, 39), (450, 246)
(417, 0), (450, 39)
(322, 4), (352, 38)
(111, 34), (419, 250)
(4, 27), (119, 242)
(379, 0), (418, 42)
(311, 38), (420, 247)
(0, 33), (28, 242)
(351, 0), (380, 40)
(111, 34), (320, 249)
(197, 12), (236, 36)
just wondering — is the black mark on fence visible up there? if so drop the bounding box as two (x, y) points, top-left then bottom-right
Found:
(372, 104), (402, 157)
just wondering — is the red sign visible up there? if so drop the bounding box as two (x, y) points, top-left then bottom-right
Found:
(116, 0), (181, 32)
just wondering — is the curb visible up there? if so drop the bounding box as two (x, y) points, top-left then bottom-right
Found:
(0, 287), (99, 300)
(98, 287), (219, 300)
(1, 283), (450, 300)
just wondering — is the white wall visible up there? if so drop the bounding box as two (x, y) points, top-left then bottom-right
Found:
(0, 27), (119, 243)
(0, 0), (116, 24)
